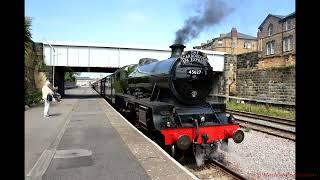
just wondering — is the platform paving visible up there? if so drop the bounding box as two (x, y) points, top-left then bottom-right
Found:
(25, 87), (197, 180)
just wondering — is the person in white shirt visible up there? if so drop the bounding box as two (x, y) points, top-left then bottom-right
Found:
(42, 80), (54, 117)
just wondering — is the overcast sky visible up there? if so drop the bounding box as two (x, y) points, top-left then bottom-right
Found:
(25, 0), (295, 78)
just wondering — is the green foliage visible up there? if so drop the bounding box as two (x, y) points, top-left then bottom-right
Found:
(65, 71), (80, 81)
(227, 100), (295, 120)
(25, 91), (42, 105)
(25, 17), (32, 55)
(64, 68), (80, 82)
(24, 16), (47, 101)
(25, 17), (36, 95)
(25, 17), (32, 41)
(65, 72), (76, 81)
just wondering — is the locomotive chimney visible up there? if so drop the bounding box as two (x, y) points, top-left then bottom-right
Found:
(169, 44), (186, 58)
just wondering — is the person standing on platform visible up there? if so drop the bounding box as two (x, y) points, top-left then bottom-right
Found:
(42, 80), (54, 117)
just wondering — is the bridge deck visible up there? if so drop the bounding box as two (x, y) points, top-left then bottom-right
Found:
(40, 41), (225, 72)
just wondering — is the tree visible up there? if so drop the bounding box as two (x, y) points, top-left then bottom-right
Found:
(64, 68), (80, 82)
(25, 17), (35, 94)
(25, 17), (32, 56)
(24, 17), (46, 95)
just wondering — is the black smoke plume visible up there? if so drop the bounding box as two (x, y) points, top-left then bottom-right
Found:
(174, 0), (233, 44)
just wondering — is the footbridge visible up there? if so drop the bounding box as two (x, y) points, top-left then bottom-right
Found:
(39, 40), (225, 96)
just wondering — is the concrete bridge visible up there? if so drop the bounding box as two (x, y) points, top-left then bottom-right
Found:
(39, 40), (226, 95)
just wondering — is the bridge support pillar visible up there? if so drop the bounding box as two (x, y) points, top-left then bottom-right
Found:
(54, 67), (65, 97)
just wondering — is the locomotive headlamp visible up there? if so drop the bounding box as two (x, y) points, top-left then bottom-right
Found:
(200, 116), (205, 122)
(166, 121), (171, 127)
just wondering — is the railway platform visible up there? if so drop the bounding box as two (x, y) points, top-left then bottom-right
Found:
(25, 87), (197, 180)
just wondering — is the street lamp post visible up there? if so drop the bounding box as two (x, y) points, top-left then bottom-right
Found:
(44, 40), (56, 88)
(53, 51), (55, 88)
(52, 53), (62, 88)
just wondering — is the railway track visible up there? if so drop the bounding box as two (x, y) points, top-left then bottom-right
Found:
(102, 97), (247, 179)
(184, 159), (247, 180)
(226, 109), (295, 126)
(132, 116), (247, 179)
(226, 109), (296, 141)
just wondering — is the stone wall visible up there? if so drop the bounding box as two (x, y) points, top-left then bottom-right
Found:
(237, 52), (259, 69)
(223, 54), (237, 95)
(25, 42), (48, 93)
(236, 66), (295, 103)
(256, 54), (295, 69)
(210, 72), (224, 95)
(217, 52), (295, 104)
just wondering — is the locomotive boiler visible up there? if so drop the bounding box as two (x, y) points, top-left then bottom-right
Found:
(92, 44), (244, 165)
(127, 44), (213, 105)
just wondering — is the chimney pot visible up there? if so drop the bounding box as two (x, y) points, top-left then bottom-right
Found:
(169, 44), (186, 58)
(231, 27), (238, 37)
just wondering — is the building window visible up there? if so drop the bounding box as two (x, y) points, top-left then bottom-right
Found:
(283, 36), (293, 52)
(268, 24), (273, 36)
(285, 19), (292, 31)
(218, 40), (223, 47)
(266, 41), (275, 55)
(244, 41), (251, 49)
(271, 41), (275, 54)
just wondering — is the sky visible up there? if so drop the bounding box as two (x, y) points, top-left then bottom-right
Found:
(25, 0), (295, 78)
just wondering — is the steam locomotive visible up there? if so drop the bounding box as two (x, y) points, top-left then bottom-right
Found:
(92, 44), (244, 165)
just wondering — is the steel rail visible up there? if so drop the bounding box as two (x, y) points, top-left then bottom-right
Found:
(234, 117), (295, 134)
(210, 160), (247, 180)
(236, 120), (296, 141)
(226, 109), (295, 126)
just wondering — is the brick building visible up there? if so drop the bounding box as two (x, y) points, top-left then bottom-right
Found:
(257, 12), (295, 68)
(194, 28), (257, 55)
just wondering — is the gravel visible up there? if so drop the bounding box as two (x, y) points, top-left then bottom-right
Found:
(214, 128), (295, 180)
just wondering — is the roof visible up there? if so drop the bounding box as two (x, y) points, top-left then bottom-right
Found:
(272, 15), (285, 19)
(194, 30), (257, 48)
(258, 12), (295, 29)
(224, 32), (256, 40)
(280, 12), (295, 22)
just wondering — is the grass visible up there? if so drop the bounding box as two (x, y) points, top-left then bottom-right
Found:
(25, 91), (42, 106)
(227, 100), (295, 120)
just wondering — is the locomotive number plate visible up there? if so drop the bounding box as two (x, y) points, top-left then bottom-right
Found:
(180, 50), (208, 65)
(187, 69), (202, 75)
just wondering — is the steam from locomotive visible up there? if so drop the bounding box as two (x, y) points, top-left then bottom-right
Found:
(174, 0), (234, 44)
